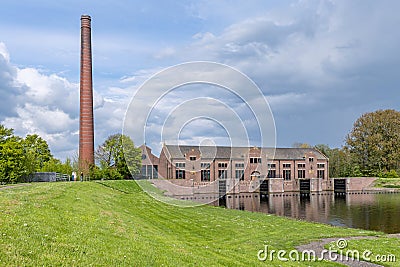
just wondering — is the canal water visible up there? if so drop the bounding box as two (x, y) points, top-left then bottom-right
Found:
(217, 193), (400, 234)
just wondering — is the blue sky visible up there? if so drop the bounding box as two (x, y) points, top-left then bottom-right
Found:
(0, 0), (399, 160)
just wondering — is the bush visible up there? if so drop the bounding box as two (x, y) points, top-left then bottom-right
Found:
(89, 165), (123, 180)
(379, 169), (399, 178)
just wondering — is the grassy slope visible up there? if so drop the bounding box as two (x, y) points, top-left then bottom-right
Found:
(0, 181), (379, 266)
(374, 178), (400, 189)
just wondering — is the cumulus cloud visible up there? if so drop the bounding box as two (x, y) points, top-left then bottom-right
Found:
(0, 42), (10, 62)
(0, 42), (113, 160)
(0, 42), (23, 120)
(2, 0), (400, 159)
(167, 0), (400, 147)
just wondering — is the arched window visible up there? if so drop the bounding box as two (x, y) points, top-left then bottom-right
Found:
(250, 171), (261, 180)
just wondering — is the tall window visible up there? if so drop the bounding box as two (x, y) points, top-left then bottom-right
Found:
(235, 162), (244, 180)
(218, 162), (228, 179)
(297, 163), (305, 178)
(267, 163), (276, 178)
(267, 169), (276, 178)
(201, 170), (210, 181)
(141, 166), (146, 177)
(146, 165), (152, 178)
(175, 162), (185, 179)
(201, 162), (210, 181)
(235, 169), (244, 180)
(218, 170), (227, 179)
(141, 165), (157, 178)
(283, 170), (291, 180)
(176, 169), (185, 179)
(282, 163), (291, 180)
(317, 163), (325, 179)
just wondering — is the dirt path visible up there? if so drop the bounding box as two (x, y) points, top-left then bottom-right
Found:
(296, 234), (400, 267)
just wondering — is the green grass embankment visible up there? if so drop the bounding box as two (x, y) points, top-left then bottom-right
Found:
(0, 180), (379, 266)
(374, 178), (400, 189)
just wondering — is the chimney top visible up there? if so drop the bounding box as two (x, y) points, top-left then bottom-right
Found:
(81, 15), (91, 20)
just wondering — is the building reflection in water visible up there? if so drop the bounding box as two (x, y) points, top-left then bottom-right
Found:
(184, 192), (400, 234)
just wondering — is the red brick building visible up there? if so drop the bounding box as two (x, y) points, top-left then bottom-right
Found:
(140, 144), (332, 194)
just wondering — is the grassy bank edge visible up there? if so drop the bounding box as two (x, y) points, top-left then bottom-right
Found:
(0, 180), (385, 266)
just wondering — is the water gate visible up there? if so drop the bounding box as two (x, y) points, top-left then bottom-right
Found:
(334, 179), (346, 194)
(260, 179), (269, 195)
(219, 180), (227, 197)
(299, 179), (311, 194)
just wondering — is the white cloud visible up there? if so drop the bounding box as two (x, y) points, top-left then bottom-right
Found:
(0, 42), (111, 160)
(2, 0), (400, 158)
(0, 42), (10, 62)
(153, 46), (176, 59)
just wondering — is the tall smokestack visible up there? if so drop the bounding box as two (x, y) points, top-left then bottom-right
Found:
(79, 15), (94, 173)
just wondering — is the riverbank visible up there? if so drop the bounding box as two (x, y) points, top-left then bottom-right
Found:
(0, 180), (391, 266)
(373, 178), (400, 189)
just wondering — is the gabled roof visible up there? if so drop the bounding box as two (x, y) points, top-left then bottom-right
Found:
(163, 145), (328, 160)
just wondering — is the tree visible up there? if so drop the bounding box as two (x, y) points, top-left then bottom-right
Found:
(94, 134), (141, 179)
(0, 126), (26, 183)
(23, 134), (53, 173)
(292, 142), (311, 148)
(346, 109), (400, 176)
(0, 125), (13, 142)
(314, 145), (348, 177)
(40, 157), (74, 175)
(0, 124), (77, 183)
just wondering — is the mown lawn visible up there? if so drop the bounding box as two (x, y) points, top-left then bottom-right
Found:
(0, 180), (380, 266)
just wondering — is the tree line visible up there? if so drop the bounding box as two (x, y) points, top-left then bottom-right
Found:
(0, 125), (74, 184)
(295, 109), (400, 178)
(0, 124), (141, 184)
(1, 109), (399, 183)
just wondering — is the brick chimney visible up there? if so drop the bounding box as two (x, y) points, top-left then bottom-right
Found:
(79, 15), (94, 173)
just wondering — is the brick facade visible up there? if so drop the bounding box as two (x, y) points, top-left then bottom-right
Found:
(79, 15), (95, 172)
(140, 144), (332, 193)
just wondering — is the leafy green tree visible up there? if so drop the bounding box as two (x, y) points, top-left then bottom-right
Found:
(346, 109), (400, 176)
(94, 134), (141, 179)
(0, 125), (13, 142)
(314, 144), (363, 177)
(0, 125), (26, 184)
(23, 134), (53, 173)
(121, 134), (141, 177)
(40, 158), (74, 175)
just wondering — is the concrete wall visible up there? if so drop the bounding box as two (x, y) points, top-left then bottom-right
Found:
(345, 177), (377, 192)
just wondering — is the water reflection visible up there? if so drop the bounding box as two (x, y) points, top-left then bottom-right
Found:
(208, 193), (400, 234)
